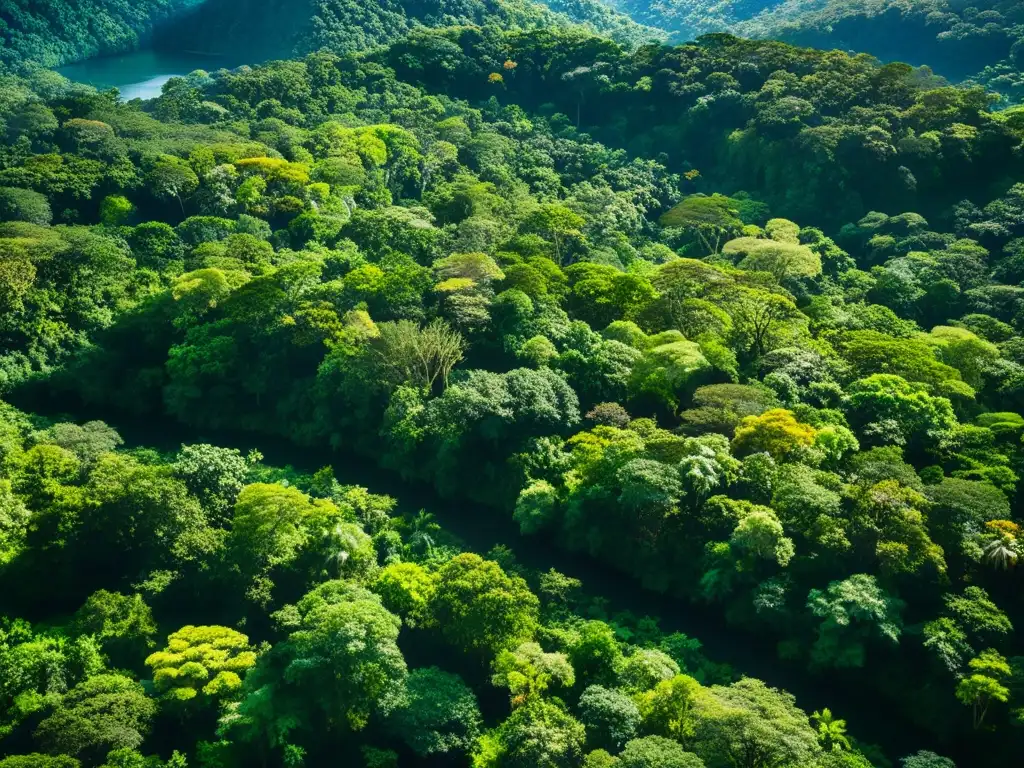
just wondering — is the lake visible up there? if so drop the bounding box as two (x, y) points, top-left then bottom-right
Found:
(57, 49), (237, 100)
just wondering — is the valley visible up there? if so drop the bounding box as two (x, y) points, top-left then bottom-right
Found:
(1, 1), (1024, 767)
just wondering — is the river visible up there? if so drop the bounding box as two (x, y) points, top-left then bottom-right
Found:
(56, 49), (239, 100)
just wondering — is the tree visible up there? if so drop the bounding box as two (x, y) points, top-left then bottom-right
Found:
(901, 751), (957, 768)
(170, 268), (235, 326)
(926, 479), (1011, 551)
(724, 236), (821, 281)
(807, 575), (905, 669)
(129, 221), (185, 269)
(145, 156), (199, 214)
(569, 621), (625, 688)
(513, 480), (559, 535)
(522, 204), (585, 264)
(71, 591), (156, 669)
(492, 642), (575, 706)
(0, 622), (104, 740)
(723, 288), (803, 361)
(845, 375), (957, 451)
(927, 326), (999, 390)
(637, 674), (702, 743)
(982, 533), (1018, 569)
(229, 483), (325, 582)
(277, 581), (407, 730)
(372, 562), (437, 628)
(318, 519), (376, 580)
(660, 194), (743, 255)
(34, 674), (156, 764)
(99, 196), (133, 227)
(616, 459), (683, 517)
(36, 422), (122, 465)
(77, 453), (213, 581)
(955, 649), (1011, 729)
(173, 443), (250, 523)
(730, 509), (795, 567)
(943, 587), (1013, 648)
(578, 685), (641, 751)
(628, 339), (711, 413)
(566, 264), (656, 328)
(99, 748), (186, 768)
(0, 757), (80, 768)
(617, 736), (705, 768)
(0, 186), (51, 225)
(431, 554), (539, 658)
(484, 698), (586, 768)
(388, 667), (481, 757)
(690, 678), (822, 768)
(680, 384), (779, 435)
(617, 649), (680, 693)
(582, 750), (619, 768)
(145, 626), (257, 706)
(435, 251), (505, 285)
(811, 708), (851, 752)
(732, 409), (817, 462)
(836, 331), (962, 390)
(371, 319), (465, 392)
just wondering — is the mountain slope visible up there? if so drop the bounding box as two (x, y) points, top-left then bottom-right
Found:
(603, 0), (779, 40)
(600, 0), (1024, 103)
(0, 0), (204, 68)
(735, 0), (1024, 99)
(152, 0), (664, 62)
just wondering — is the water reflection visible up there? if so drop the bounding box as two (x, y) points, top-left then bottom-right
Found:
(56, 49), (232, 100)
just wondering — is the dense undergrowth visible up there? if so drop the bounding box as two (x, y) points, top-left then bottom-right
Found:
(0, 10), (1023, 768)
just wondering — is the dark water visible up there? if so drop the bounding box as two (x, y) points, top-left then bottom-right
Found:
(56, 49), (235, 100)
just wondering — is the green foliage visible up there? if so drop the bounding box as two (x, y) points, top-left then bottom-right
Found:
(4, 9), (1024, 766)
(479, 698), (586, 768)
(0, 187), (52, 225)
(145, 625), (256, 705)
(732, 409), (817, 462)
(265, 581), (407, 732)
(371, 561), (437, 628)
(617, 736), (704, 768)
(173, 443), (250, 522)
(578, 685), (641, 751)
(0, 756), (80, 768)
(431, 554), (540, 658)
(807, 575), (905, 669)
(901, 752), (956, 768)
(71, 591), (157, 668)
(34, 674), (156, 763)
(690, 678), (822, 768)
(388, 667), (481, 757)
(492, 642), (575, 704)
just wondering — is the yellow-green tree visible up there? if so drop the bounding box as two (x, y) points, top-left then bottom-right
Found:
(145, 625), (257, 705)
(731, 409), (817, 462)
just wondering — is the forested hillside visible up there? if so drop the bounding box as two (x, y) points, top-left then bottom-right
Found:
(601, 0), (1024, 105)
(1, 0), (1024, 766)
(602, 0), (778, 40)
(0, 0), (204, 68)
(735, 0), (1024, 101)
(151, 0), (663, 62)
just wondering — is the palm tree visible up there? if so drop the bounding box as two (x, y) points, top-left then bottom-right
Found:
(408, 510), (440, 555)
(983, 535), (1019, 570)
(811, 708), (851, 752)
